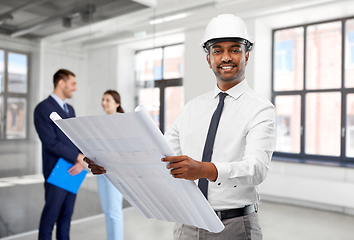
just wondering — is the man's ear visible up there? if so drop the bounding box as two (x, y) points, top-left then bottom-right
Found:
(206, 54), (211, 68)
(245, 51), (249, 65)
(57, 79), (65, 89)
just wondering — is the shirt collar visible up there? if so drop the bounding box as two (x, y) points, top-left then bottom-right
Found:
(213, 78), (249, 100)
(50, 93), (66, 109)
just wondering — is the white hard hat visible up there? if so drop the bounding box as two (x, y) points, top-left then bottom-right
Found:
(201, 14), (254, 53)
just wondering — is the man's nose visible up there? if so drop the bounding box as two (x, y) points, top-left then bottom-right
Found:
(221, 51), (232, 62)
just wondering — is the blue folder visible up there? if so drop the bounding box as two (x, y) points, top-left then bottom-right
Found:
(47, 158), (87, 194)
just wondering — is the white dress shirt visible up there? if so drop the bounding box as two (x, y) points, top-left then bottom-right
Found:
(164, 79), (276, 211)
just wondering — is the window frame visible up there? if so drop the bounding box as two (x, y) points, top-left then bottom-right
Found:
(135, 43), (184, 133)
(272, 16), (354, 167)
(0, 48), (30, 141)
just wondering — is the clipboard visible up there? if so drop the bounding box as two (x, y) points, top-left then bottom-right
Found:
(47, 158), (87, 194)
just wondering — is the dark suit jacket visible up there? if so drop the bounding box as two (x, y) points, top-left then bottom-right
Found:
(34, 96), (79, 180)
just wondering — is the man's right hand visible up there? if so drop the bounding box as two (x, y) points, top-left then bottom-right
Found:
(84, 157), (106, 175)
(68, 161), (84, 176)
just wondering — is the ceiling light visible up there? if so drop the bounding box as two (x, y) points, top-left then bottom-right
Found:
(164, 13), (187, 22)
(149, 18), (164, 25)
(149, 13), (188, 25)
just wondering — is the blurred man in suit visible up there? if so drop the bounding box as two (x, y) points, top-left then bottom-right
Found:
(34, 69), (86, 240)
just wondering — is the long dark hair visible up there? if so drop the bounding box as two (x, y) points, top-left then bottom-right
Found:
(104, 90), (124, 113)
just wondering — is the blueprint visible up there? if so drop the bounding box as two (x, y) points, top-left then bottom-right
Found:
(50, 105), (224, 233)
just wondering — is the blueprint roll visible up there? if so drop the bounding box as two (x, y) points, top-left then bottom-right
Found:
(49, 107), (225, 233)
(135, 105), (176, 157)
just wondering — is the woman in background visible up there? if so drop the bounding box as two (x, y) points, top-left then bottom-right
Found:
(98, 90), (124, 240)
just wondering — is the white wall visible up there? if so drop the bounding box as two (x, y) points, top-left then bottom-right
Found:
(117, 45), (136, 113)
(252, 19), (273, 101)
(85, 45), (119, 116)
(184, 27), (215, 102)
(259, 161), (354, 215)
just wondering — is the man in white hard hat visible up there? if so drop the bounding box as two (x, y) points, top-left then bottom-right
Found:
(161, 14), (276, 240)
(86, 14), (275, 240)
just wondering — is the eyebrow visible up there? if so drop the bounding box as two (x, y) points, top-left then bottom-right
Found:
(211, 44), (242, 49)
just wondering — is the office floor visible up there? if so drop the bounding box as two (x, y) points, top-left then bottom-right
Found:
(1, 174), (354, 240)
(2, 201), (354, 240)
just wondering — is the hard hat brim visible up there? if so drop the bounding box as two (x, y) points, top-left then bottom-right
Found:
(202, 37), (254, 53)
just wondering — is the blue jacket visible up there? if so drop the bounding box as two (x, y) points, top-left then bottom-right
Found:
(34, 96), (79, 179)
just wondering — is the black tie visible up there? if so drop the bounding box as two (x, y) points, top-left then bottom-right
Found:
(198, 92), (227, 199)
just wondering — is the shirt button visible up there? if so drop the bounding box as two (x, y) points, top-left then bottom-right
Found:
(234, 185), (237, 188)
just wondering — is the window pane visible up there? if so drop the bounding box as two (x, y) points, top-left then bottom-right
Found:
(345, 19), (354, 88)
(346, 94), (354, 157)
(165, 86), (184, 132)
(0, 96), (3, 139)
(305, 92), (341, 156)
(139, 88), (160, 128)
(163, 45), (184, 79)
(306, 22), (342, 90)
(0, 50), (4, 93)
(6, 97), (26, 139)
(273, 27), (304, 91)
(135, 48), (163, 81)
(8, 52), (28, 93)
(275, 95), (301, 153)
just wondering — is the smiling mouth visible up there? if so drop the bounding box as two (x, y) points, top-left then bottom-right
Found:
(220, 65), (235, 70)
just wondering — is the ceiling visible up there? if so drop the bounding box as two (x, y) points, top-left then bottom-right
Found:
(0, 0), (349, 50)
(0, 0), (152, 39)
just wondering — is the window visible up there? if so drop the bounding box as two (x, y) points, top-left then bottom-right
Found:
(275, 40), (294, 72)
(0, 49), (29, 140)
(273, 27), (304, 91)
(348, 31), (354, 64)
(272, 17), (354, 166)
(135, 44), (184, 133)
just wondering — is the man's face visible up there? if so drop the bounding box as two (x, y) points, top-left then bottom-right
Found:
(207, 41), (249, 87)
(61, 75), (77, 99)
